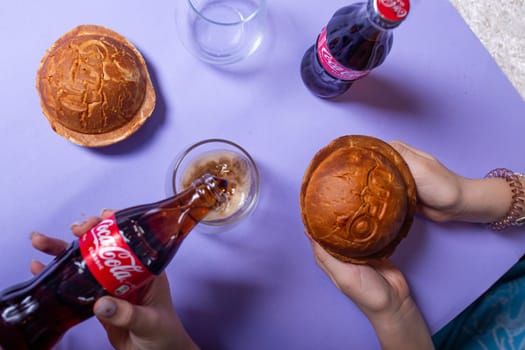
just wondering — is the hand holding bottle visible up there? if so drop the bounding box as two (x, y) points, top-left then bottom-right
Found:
(0, 174), (226, 349)
(30, 210), (200, 350)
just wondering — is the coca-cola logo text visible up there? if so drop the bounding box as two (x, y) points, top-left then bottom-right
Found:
(316, 27), (370, 81)
(379, 0), (409, 18)
(89, 219), (144, 282)
(320, 47), (351, 78)
(80, 215), (152, 297)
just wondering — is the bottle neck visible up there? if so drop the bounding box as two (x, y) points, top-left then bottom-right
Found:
(117, 174), (228, 274)
(141, 174), (228, 242)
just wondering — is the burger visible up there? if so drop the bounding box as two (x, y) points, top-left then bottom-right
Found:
(300, 135), (417, 263)
(36, 25), (156, 147)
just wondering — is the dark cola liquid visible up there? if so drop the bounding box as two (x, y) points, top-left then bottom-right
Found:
(0, 241), (105, 350)
(300, 3), (394, 99)
(115, 190), (216, 275)
(0, 175), (227, 350)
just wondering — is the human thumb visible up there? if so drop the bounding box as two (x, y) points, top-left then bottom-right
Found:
(94, 296), (158, 336)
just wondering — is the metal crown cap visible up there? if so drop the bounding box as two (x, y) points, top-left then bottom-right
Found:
(369, 0), (410, 29)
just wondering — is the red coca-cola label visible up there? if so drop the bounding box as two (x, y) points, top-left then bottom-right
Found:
(316, 27), (370, 81)
(79, 215), (153, 298)
(375, 0), (410, 22)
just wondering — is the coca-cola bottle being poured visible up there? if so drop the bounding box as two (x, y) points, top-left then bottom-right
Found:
(0, 174), (228, 350)
(300, 0), (410, 99)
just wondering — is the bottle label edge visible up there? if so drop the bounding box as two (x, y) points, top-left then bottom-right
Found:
(316, 27), (370, 81)
(79, 215), (153, 299)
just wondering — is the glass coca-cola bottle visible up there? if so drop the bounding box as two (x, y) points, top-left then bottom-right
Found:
(0, 174), (228, 350)
(300, 0), (410, 99)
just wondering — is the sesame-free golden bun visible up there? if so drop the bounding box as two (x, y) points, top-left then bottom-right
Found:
(300, 135), (416, 263)
(36, 25), (155, 147)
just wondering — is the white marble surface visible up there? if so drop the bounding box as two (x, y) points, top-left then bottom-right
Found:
(450, 0), (525, 100)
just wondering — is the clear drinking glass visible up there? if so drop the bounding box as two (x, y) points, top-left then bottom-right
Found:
(174, 0), (267, 65)
(171, 139), (260, 232)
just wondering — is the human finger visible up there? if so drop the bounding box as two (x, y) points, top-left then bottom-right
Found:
(100, 209), (116, 219)
(308, 237), (363, 292)
(309, 239), (339, 285)
(94, 296), (163, 337)
(389, 140), (435, 161)
(30, 259), (46, 276)
(70, 216), (103, 237)
(30, 232), (69, 255)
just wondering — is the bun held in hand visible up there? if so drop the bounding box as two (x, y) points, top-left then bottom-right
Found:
(300, 135), (416, 263)
(36, 25), (155, 147)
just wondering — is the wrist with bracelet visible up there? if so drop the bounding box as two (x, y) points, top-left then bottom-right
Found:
(485, 168), (525, 231)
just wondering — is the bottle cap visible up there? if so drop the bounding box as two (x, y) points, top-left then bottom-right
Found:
(370, 0), (410, 29)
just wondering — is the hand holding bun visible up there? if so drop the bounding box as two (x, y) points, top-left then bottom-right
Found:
(300, 135), (416, 263)
(36, 25), (155, 147)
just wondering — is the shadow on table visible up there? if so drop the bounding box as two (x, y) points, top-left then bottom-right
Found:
(332, 73), (426, 116)
(90, 53), (168, 156)
(180, 278), (264, 350)
(176, 162), (307, 349)
(392, 217), (431, 269)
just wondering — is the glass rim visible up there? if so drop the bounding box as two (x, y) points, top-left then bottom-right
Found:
(172, 138), (260, 226)
(188, 0), (266, 26)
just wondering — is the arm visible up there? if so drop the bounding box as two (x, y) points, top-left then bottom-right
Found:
(309, 237), (434, 350)
(367, 297), (434, 350)
(456, 176), (516, 223)
(306, 141), (523, 350)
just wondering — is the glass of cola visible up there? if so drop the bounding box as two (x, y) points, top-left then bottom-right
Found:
(171, 138), (260, 232)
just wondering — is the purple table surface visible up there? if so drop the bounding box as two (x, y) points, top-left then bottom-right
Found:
(1, 0), (524, 349)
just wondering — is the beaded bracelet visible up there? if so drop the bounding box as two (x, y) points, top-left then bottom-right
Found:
(485, 168), (525, 231)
